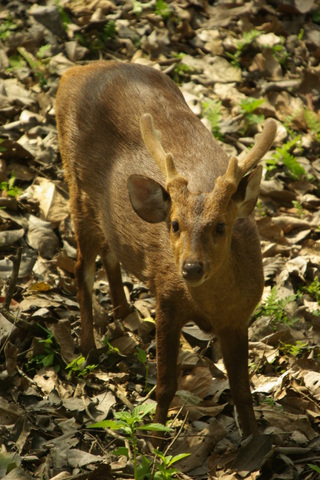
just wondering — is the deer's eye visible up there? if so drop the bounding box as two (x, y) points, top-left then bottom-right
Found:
(216, 222), (225, 234)
(171, 221), (180, 233)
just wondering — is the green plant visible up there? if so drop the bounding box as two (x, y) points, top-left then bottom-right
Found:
(7, 55), (27, 73)
(101, 336), (123, 368)
(262, 396), (276, 407)
(171, 54), (193, 84)
(298, 28), (304, 42)
(75, 21), (117, 54)
(240, 97), (265, 126)
(25, 324), (61, 373)
(89, 404), (173, 479)
(304, 109), (320, 141)
(266, 134), (305, 179)
(0, 173), (22, 197)
(255, 200), (266, 217)
(280, 340), (308, 358)
(292, 200), (305, 218)
(227, 30), (264, 67)
(254, 286), (298, 327)
(17, 47), (47, 88)
(202, 100), (223, 140)
(261, 396), (283, 411)
(0, 15), (19, 40)
(270, 37), (289, 67)
(155, 0), (172, 18)
(152, 449), (191, 479)
(308, 464), (320, 474)
(56, 2), (71, 28)
(102, 20), (117, 40)
(36, 44), (52, 60)
(66, 356), (98, 378)
(302, 277), (320, 304)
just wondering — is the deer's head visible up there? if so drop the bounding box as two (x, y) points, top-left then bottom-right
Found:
(128, 114), (276, 287)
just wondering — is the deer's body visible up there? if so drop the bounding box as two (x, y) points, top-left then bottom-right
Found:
(56, 60), (276, 437)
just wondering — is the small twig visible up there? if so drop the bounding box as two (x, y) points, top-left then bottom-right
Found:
(82, 393), (96, 422)
(136, 385), (156, 404)
(16, 366), (42, 392)
(108, 383), (134, 410)
(294, 455), (320, 465)
(164, 410), (189, 454)
(3, 247), (22, 311)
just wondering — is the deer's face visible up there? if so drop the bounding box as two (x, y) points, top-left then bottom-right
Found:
(127, 168), (261, 287)
(167, 186), (237, 286)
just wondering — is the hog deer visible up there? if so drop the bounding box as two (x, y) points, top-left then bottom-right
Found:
(55, 61), (277, 437)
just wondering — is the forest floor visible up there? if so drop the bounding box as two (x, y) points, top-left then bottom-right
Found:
(0, 0), (320, 479)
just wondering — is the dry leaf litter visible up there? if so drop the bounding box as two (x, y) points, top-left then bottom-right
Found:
(0, 0), (320, 479)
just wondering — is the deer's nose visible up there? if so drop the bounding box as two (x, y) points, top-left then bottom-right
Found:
(182, 262), (204, 282)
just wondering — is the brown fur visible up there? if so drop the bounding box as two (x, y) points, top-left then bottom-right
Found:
(56, 60), (276, 437)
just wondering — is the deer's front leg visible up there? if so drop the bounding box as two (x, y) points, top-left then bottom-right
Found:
(219, 326), (258, 437)
(154, 300), (181, 426)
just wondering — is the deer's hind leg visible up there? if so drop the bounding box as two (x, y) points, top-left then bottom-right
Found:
(72, 193), (100, 356)
(100, 243), (132, 320)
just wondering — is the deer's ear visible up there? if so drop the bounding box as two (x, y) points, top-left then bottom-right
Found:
(127, 174), (171, 223)
(233, 165), (262, 218)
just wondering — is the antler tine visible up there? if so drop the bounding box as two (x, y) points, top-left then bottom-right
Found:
(140, 113), (181, 185)
(239, 118), (277, 177)
(213, 118), (277, 203)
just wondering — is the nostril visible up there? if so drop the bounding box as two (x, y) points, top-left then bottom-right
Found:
(182, 262), (204, 281)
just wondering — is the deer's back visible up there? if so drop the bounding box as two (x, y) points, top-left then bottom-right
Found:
(56, 61), (261, 298)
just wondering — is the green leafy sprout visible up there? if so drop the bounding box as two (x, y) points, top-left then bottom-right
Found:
(239, 97), (265, 134)
(25, 324), (61, 373)
(0, 15), (19, 40)
(100, 336), (123, 368)
(17, 47), (48, 88)
(292, 200), (305, 218)
(202, 100), (223, 140)
(36, 44), (52, 60)
(66, 356), (98, 378)
(102, 20), (117, 40)
(270, 37), (289, 67)
(308, 464), (320, 474)
(171, 54), (193, 84)
(75, 20), (117, 53)
(254, 286), (298, 328)
(305, 108), (320, 141)
(302, 277), (320, 304)
(56, 2), (71, 28)
(0, 173), (22, 197)
(89, 403), (176, 479)
(227, 29), (264, 67)
(152, 449), (191, 479)
(155, 0), (172, 18)
(266, 134), (305, 179)
(280, 340), (309, 358)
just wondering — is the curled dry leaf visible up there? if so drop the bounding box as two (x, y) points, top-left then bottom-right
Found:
(178, 366), (213, 398)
